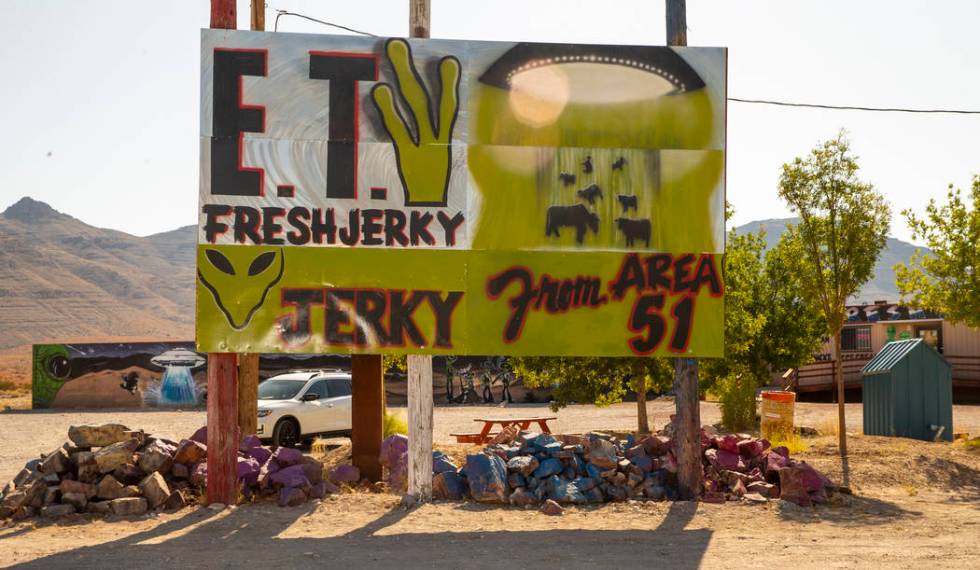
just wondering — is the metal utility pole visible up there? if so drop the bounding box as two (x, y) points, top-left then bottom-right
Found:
(405, 0), (434, 503)
(666, 0), (702, 501)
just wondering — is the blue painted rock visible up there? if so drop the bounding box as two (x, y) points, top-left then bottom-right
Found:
(630, 454), (653, 472)
(236, 457), (261, 486)
(507, 472), (526, 489)
(532, 458), (562, 479)
(432, 451), (458, 474)
(433, 471), (466, 500)
(506, 455), (538, 476)
(586, 438), (618, 470)
(508, 487), (538, 507)
(269, 465), (310, 489)
(239, 435), (262, 451)
(278, 486), (307, 507)
(572, 476), (597, 492)
(465, 453), (508, 503)
(246, 446), (272, 465)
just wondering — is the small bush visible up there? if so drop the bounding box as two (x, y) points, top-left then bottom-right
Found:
(716, 373), (757, 432)
(383, 409), (408, 438)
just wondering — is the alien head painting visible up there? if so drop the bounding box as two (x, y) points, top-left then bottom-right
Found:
(197, 30), (725, 357)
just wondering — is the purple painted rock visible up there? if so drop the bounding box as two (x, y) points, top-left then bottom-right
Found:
(309, 481), (330, 499)
(380, 434), (409, 466)
(702, 491), (727, 504)
(300, 461), (324, 485)
(466, 453), (508, 503)
(706, 448), (744, 471)
(170, 463), (189, 480)
(240, 435), (263, 451)
(189, 463), (208, 488)
(237, 457), (261, 486)
(269, 465), (310, 489)
(258, 458), (281, 489)
(246, 446), (273, 465)
(190, 426), (207, 445)
(278, 486), (307, 507)
(329, 464), (360, 485)
(274, 447), (304, 467)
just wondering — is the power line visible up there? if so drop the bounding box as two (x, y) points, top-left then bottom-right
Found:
(273, 9), (377, 36)
(729, 97), (980, 115)
(263, 11), (980, 116)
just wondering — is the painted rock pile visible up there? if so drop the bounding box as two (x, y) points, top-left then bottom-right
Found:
(423, 424), (835, 507)
(0, 423), (334, 521)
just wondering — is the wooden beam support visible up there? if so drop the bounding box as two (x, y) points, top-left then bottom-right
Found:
(237, 353), (259, 436)
(406, 354), (433, 501)
(210, 0), (236, 29)
(250, 0), (265, 32)
(207, 0), (238, 507)
(351, 354), (384, 482)
(665, 0), (701, 501)
(206, 353), (239, 505)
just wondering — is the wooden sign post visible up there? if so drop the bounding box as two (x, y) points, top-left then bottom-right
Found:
(405, 0), (435, 503)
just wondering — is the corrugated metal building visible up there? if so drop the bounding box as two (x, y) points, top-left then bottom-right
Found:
(862, 339), (953, 441)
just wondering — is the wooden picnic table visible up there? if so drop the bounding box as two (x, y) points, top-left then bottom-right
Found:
(451, 416), (558, 444)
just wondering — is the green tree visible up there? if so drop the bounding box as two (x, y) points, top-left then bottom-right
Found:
(511, 356), (674, 434)
(702, 228), (823, 431)
(895, 178), (980, 328)
(777, 131), (890, 455)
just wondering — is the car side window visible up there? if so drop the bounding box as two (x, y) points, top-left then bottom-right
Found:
(305, 380), (328, 399)
(326, 378), (352, 398)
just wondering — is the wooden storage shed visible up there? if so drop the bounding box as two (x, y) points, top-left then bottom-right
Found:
(861, 339), (953, 441)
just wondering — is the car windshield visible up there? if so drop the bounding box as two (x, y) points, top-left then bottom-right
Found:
(258, 379), (306, 400)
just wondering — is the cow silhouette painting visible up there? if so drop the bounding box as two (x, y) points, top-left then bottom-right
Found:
(576, 183), (603, 205)
(546, 204), (600, 244)
(617, 194), (638, 212)
(612, 156), (627, 170)
(582, 155), (593, 174)
(558, 172), (577, 186)
(615, 217), (651, 248)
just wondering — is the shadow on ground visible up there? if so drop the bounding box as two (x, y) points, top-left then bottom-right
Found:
(9, 501), (710, 569)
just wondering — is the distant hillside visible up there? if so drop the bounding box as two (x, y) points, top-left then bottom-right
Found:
(0, 197), (196, 350)
(734, 218), (926, 304)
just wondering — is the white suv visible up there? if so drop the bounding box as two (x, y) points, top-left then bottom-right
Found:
(256, 370), (353, 447)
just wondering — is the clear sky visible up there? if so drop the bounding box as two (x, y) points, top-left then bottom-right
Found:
(2, 0), (978, 243)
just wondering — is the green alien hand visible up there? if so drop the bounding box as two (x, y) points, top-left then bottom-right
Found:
(372, 38), (461, 207)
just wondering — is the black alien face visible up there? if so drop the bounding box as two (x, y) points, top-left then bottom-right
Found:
(197, 247), (285, 330)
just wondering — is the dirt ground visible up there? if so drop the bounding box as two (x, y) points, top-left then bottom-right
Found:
(1, 402), (978, 568)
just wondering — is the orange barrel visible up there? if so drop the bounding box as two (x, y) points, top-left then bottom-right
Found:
(760, 391), (796, 439)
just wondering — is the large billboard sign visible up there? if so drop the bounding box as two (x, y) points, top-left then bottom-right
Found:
(197, 30), (726, 357)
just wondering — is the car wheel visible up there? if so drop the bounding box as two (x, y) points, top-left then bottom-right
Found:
(272, 418), (301, 448)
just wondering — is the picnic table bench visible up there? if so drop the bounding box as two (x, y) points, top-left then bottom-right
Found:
(451, 416), (558, 444)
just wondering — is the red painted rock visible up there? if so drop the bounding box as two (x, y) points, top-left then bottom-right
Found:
(777, 466), (812, 506)
(539, 499), (564, 516)
(189, 463), (208, 488)
(737, 439), (765, 459)
(714, 435), (739, 454)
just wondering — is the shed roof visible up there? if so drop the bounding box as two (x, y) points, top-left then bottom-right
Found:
(862, 338), (948, 375)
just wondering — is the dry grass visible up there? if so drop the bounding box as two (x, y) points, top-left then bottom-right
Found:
(768, 429), (810, 455)
(814, 416), (841, 437)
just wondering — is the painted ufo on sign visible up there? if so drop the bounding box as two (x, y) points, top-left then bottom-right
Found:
(150, 348), (206, 369)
